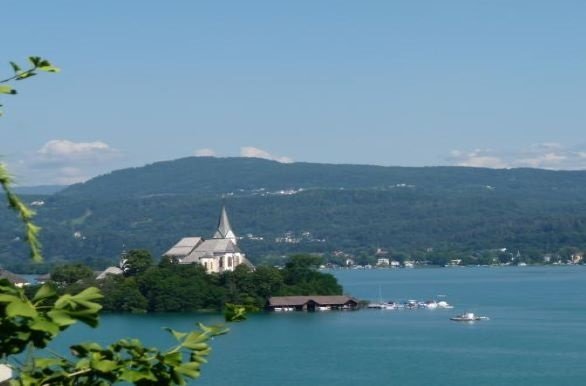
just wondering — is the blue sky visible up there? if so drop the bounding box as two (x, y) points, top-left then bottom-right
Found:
(2, 1), (586, 185)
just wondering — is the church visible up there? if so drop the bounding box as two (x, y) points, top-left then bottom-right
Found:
(163, 206), (253, 274)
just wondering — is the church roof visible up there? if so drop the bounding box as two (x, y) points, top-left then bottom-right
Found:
(96, 266), (124, 280)
(213, 206), (236, 239)
(163, 237), (203, 257)
(182, 238), (242, 263)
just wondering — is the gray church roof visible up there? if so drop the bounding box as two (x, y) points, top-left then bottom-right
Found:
(96, 266), (124, 280)
(164, 237), (203, 257)
(213, 206), (236, 240)
(182, 238), (242, 263)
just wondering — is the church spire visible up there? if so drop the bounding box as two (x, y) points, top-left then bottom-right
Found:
(213, 205), (237, 243)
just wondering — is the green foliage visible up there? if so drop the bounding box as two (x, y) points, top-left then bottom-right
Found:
(280, 255), (342, 296)
(51, 264), (95, 286)
(15, 323), (227, 386)
(223, 303), (247, 322)
(0, 56), (59, 116)
(0, 163), (42, 262)
(286, 254), (323, 269)
(99, 276), (147, 313)
(92, 254), (342, 313)
(0, 280), (102, 357)
(122, 249), (154, 277)
(136, 263), (224, 312)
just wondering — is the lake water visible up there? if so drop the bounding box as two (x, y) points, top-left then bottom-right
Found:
(55, 266), (586, 385)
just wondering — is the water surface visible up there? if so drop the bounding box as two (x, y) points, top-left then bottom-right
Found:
(56, 266), (586, 385)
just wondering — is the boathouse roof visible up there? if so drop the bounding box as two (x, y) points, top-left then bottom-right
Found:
(268, 295), (358, 307)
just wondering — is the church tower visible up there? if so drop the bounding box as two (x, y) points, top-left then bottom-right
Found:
(213, 205), (237, 244)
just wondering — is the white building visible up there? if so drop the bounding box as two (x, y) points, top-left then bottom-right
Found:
(164, 206), (253, 274)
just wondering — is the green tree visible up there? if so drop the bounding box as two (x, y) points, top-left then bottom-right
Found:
(100, 275), (148, 313)
(285, 254), (323, 270)
(50, 263), (95, 286)
(280, 254), (342, 296)
(251, 266), (284, 299)
(121, 249), (153, 277)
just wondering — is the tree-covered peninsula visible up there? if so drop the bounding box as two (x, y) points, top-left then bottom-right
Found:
(44, 252), (343, 313)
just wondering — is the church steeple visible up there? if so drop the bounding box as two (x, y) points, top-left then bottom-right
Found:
(213, 205), (237, 243)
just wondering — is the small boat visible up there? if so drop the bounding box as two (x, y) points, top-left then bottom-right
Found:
(367, 302), (396, 310)
(316, 306), (331, 311)
(450, 312), (489, 322)
(404, 300), (418, 309)
(437, 300), (453, 309)
(367, 302), (385, 309)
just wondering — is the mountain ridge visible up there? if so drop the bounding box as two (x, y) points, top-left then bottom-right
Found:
(2, 156), (586, 270)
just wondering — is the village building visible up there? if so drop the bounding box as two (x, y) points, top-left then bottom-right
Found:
(164, 206), (253, 274)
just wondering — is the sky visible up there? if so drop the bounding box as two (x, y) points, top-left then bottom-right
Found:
(2, 1), (586, 185)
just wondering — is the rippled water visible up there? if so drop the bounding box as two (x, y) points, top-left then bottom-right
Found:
(55, 266), (586, 385)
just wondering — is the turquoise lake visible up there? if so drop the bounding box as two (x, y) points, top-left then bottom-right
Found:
(55, 266), (586, 385)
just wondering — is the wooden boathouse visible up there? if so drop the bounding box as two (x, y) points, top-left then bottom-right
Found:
(267, 295), (359, 311)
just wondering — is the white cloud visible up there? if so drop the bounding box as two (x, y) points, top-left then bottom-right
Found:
(194, 148), (216, 157)
(37, 139), (117, 162)
(448, 149), (508, 168)
(530, 142), (563, 151)
(448, 143), (586, 170)
(517, 152), (567, 168)
(240, 146), (293, 163)
(8, 139), (123, 185)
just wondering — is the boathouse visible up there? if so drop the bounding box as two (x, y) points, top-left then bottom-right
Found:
(267, 296), (359, 311)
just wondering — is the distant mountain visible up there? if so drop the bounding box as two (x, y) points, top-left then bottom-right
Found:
(57, 156), (586, 199)
(13, 185), (66, 195)
(2, 157), (586, 270)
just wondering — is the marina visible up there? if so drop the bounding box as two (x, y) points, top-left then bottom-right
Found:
(367, 299), (453, 310)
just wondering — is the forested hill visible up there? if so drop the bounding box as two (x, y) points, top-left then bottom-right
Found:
(3, 156), (586, 270)
(57, 156), (586, 200)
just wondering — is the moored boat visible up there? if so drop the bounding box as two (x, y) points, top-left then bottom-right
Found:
(450, 312), (489, 322)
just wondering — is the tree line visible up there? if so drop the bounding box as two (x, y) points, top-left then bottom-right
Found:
(41, 251), (343, 313)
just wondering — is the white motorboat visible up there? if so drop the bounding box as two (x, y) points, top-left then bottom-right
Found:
(450, 312), (489, 322)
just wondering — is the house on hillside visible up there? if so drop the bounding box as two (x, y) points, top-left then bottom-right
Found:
(164, 205), (254, 274)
